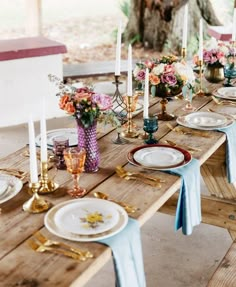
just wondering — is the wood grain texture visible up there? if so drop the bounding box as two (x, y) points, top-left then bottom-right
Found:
(1, 80), (236, 286)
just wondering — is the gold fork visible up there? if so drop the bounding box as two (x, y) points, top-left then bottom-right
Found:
(34, 232), (93, 259)
(166, 123), (211, 138)
(165, 140), (202, 152)
(28, 239), (86, 261)
(0, 168), (27, 179)
(116, 168), (161, 188)
(212, 95), (236, 106)
(116, 165), (165, 183)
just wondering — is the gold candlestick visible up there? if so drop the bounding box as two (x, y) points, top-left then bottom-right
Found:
(23, 182), (52, 213)
(196, 60), (205, 96)
(38, 161), (59, 194)
(121, 96), (139, 138)
(181, 47), (186, 61)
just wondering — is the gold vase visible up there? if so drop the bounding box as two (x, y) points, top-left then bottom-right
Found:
(204, 64), (224, 83)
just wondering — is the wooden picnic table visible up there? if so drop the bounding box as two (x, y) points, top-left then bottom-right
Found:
(1, 78), (236, 287)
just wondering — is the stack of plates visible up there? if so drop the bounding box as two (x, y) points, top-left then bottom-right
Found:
(177, 111), (234, 130)
(35, 128), (78, 148)
(0, 174), (23, 204)
(127, 144), (192, 171)
(44, 198), (128, 241)
(216, 87), (236, 100)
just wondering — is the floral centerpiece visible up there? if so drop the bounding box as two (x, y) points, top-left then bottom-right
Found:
(49, 75), (114, 172)
(134, 55), (195, 98)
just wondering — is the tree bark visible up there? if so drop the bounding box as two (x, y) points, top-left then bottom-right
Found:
(124, 0), (222, 53)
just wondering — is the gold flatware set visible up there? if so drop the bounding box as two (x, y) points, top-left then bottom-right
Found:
(212, 95), (236, 106)
(165, 140), (202, 153)
(28, 232), (93, 261)
(166, 123), (211, 138)
(115, 166), (164, 188)
(0, 168), (27, 179)
(93, 191), (137, 214)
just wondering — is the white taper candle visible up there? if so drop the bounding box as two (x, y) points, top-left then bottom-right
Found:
(115, 21), (122, 76)
(40, 97), (47, 162)
(28, 115), (38, 183)
(182, 4), (188, 49)
(232, 8), (236, 41)
(143, 68), (149, 119)
(198, 18), (203, 61)
(127, 44), (133, 96)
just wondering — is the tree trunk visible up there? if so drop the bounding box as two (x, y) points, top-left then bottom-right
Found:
(124, 0), (222, 53)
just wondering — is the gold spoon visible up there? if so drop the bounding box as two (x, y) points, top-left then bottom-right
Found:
(93, 191), (137, 213)
(165, 139), (202, 152)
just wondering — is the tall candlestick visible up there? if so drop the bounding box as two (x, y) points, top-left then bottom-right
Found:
(127, 44), (133, 96)
(40, 97), (47, 162)
(232, 8), (236, 41)
(143, 68), (149, 119)
(182, 4), (188, 49)
(115, 21), (122, 76)
(198, 18), (203, 61)
(28, 115), (38, 183)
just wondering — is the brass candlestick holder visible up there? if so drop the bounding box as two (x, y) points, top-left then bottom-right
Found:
(23, 182), (52, 213)
(112, 75), (129, 144)
(121, 96), (139, 138)
(196, 60), (205, 96)
(38, 161), (59, 194)
(181, 47), (186, 61)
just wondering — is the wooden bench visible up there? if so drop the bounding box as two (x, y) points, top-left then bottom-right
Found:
(63, 60), (136, 81)
(207, 242), (236, 286)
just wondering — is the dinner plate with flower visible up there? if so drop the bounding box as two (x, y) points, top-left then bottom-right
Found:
(44, 198), (128, 242)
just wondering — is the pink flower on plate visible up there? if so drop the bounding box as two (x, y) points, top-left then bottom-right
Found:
(161, 73), (177, 86)
(92, 93), (113, 111)
(136, 69), (146, 81)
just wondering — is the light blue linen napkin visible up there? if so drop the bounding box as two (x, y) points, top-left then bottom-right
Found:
(216, 122), (236, 183)
(167, 158), (202, 235)
(98, 218), (146, 287)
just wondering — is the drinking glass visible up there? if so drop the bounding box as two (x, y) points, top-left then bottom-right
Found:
(63, 147), (87, 198)
(224, 60), (236, 87)
(52, 136), (69, 170)
(182, 85), (196, 112)
(143, 116), (158, 144)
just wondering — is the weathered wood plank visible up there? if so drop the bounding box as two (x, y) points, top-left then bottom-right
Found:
(207, 242), (236, 287)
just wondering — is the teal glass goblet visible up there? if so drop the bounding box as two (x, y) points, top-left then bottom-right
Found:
(143, 116), (158, 144)
(224, 61), (236, 87)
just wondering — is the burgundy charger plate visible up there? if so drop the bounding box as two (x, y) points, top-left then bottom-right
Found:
(127, 144), (192, 171)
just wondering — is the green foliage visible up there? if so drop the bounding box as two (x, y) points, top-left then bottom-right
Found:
(119, 0), (130, 18)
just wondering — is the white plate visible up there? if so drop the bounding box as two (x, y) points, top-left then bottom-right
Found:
(35, 128), (77, 147)
(177, 113), (234, 131)
(44, 198), (128, 242)
(133, 146), (185, 168)
(217, 87), (236, 100)
(54, 199), (120, 235)
(184, 112), (227, 128)
(0, 174), (23, 204)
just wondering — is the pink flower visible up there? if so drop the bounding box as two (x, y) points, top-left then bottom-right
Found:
(136, 69), (146, 81)
(144, 60), (154, 69)
(92, 93), (113, 111)
(161, 73), (177, 86)
(164, 64), (175, 74)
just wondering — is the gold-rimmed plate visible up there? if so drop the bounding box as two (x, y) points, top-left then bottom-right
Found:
(217, 87), (236, 100)
(177, 112), (234, 131)
(44, 198), (128, 242)
(127, 144), (192, 171)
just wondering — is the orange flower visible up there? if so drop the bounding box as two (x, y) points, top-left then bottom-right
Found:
(59, 94), (69, 109)
(64, 102), (75, 114)
(149, 73), (160, 85)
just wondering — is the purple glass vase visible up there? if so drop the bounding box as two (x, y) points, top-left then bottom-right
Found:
(76, 120), (100, 172)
